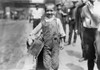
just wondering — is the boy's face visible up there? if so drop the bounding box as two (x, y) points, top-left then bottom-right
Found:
(45, 9), (55, 18)
(57, 5), (62, 10)
(45, 4), (55, 18)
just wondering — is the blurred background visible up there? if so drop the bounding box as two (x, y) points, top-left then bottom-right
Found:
(0, 0), (80, 20)
(0, 0), (89, 70)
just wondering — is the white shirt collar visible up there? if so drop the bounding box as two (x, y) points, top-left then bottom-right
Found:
(45, 16), (55, 22)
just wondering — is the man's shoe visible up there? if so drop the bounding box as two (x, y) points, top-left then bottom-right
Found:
(79, 58), (86, 62)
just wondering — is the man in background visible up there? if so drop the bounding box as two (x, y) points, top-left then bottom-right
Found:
(56, 3), (67, 43)
(67, 1), (78, 45)
(32, 4), (44, 29)
(79, 0), (100, 70)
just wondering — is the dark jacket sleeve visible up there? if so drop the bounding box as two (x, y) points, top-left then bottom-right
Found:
(74, 4), (85, 34)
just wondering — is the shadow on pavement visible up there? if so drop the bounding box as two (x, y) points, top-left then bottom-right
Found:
(66, 50), (82, 59)
(66, 63), (84, 70)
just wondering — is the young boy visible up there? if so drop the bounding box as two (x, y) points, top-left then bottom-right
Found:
(28, 3), (65, 70)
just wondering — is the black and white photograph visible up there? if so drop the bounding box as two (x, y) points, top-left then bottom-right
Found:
(0, 0), (100, 70)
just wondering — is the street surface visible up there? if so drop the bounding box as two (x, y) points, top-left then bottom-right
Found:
(0, 19), (98, 70)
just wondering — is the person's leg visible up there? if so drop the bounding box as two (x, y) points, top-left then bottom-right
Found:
(29, 19), (31, 23)
(95, 32), (100, 70)
(61, 36), (66, 43)
(73, 23), (77, 44)
(43, 48), (52, 70)
(52, 36), (59, 70)
(73, 31), (77, 43)
(79, 27), (88, 62)
(63, 23), (66, 43)
(97, 59), (100, 70)
(33, 19), (40, 29)
(35, 19), (40, 27)
(36, 48), (45, 70)
(87, 43), (96, 70)
(79, 28), (96, 70)
(61, 21), (66, 43)
(62, 22), (66, 34)
(52, 49), (59, 70)
(88, 29), (97, 70)
(88, 59), (95, 70)
(79, 29), (83, 41)
(33, 19), (37, 29)
(33, 19), (35, 29)
(79, 44), (88, 62)
(67, 23), (73, 45)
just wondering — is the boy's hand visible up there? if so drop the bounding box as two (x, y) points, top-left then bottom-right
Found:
(27, 34), (36, 45)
